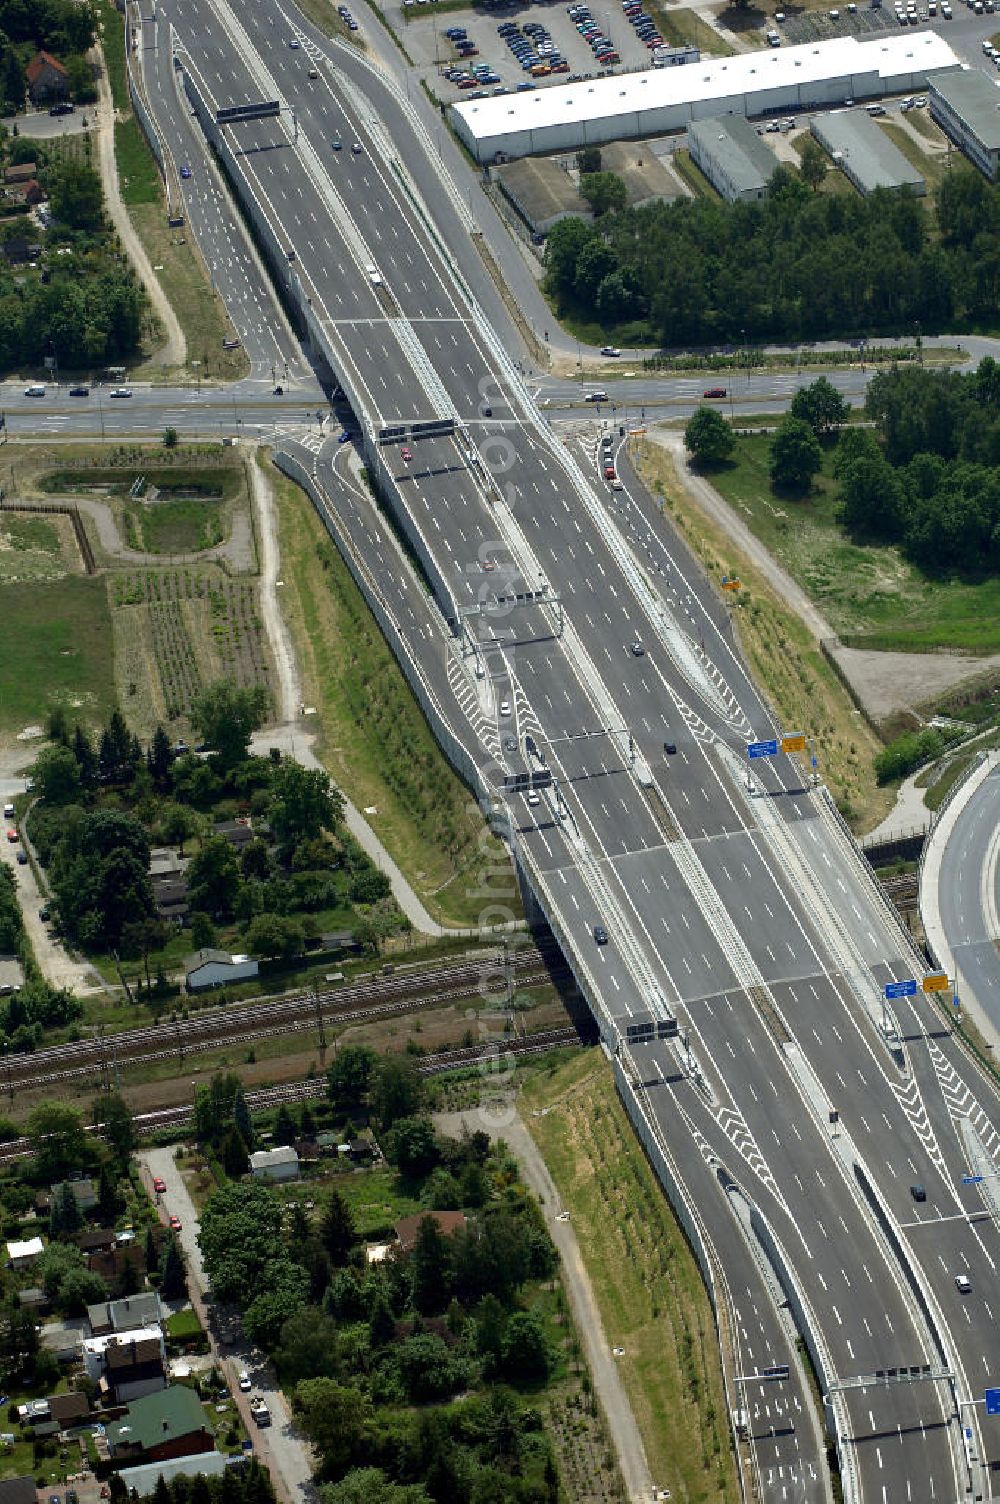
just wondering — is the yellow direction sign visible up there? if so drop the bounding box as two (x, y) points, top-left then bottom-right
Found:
(722, 577), (741, 592)
(922, 973), (950, 993)
(781, 733), (807, 753)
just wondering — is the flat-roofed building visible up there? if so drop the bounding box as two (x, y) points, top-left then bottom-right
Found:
(929, 68), (1000, 179)
(451, 31), (961, 163)
(688, 115), (780, 201)
(810, 108), (925, 193)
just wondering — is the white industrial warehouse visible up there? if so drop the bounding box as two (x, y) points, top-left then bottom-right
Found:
(451, 31), (961, 163)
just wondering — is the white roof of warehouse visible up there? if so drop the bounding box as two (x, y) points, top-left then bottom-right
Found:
(453, 31), (960, 144)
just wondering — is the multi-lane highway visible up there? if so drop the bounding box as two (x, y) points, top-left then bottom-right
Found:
(35, 1), (1000, 1497)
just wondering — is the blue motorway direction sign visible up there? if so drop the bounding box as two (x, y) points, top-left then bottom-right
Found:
(986, 1389), (1000, 1416)
(885, 979), (917, 1000)
(747, 739), (779, 759)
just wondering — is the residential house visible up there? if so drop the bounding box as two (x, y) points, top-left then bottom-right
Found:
(117, 1450), (230, 1495)
(394, 1211), (467, 1256)
(3, 163), (38, 185)
(6, 1236), (44, 1268)
(249, 1145), (299, 1182)
(25, 51), (68, 103)
(39, 1318), (87, 1362)
(185, 949), (259, 993)
(77, 1227), (116, 1256)
(88, 1291), (162, 1336)
(213, 820), (254, 851)
(105, 1335), (166, 1403)
(153, 877), (189, 923)
(17, 1286), (49, 1314)
(47, 1391), (92, 1426)
(51, 1177), (97, 1214)
(0, 1478), (38, 1504)
(88, 1240), (145, 1284)
(106, 1384), (214, 1464)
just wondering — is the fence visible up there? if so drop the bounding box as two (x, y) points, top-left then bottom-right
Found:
(0, 499), (95, 574)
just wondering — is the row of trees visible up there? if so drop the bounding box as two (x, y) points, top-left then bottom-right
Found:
(545, 165), (1000, 343)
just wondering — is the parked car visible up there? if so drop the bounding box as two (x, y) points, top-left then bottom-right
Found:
(703, 387), (727, 399)
(153, 1176), (166, 1193)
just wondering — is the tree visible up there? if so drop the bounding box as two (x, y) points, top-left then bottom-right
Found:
(50, 1180), (81, 1238)
(579, 171), (627, 218)
(97, 1163), (120, 1225)
(187, 836), (243, 919)
(48, 161), (103, 232)
(319, 1189), (357, 1266)
(190, 682), (270, 768)
(268, 763), (343, 849)
(198, 1180), (285, 1305)
(576, 145), (601, 174)
(147, 726), (174, 791)
(246, 913), (303, 960)
(244, 1259), (309, 1346)
(97, 709), (141, 784)
(33, 744), (82, 805)
(160, 1235), (188, 1299)
(409, 1215), (452, 1315)
(397, 1332), (467, 1403)
(769, 415), (822, 494)
(294, 1378), (373, 1481)
(272, 1105), (297, 1147)
(233, 1086), (253, 1150)
(799, 137), (828, 192)
(163, 426), (178, 448)
(370, 1057), (423, 1129)
(28, 1101), (87, 1181)
(92, 1093), (136, 1171)
(387, 1117), (439, 1181)
(322, 1471), (430, 1504)
(274, 1306), (341, 1386)
(500, 1310), (550, 1383)
(65, 53), (96, 103)
(327, 1046), (376, 1113)
(789, 376), (849, 436)
(220, 1126), (249, 1179)
(684, 406), (734, 467)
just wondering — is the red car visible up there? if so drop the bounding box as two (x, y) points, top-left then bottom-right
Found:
(169, 1214), (182, 1231)
(153, 1177), (166, 1193)
(401, 446), (412, 461)
(703, 387), (727, 399)
(6, 829), (17, 843)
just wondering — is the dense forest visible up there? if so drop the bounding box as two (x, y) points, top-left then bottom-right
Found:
(544, 165), (1000, 344)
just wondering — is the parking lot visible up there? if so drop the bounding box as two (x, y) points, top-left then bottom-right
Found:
(399, 0), (668, 101)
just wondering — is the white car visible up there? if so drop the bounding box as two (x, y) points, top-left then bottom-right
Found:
(600, 345), (621, 357)
(499, 698), (511, 717)
(238, 1372), (252, 1391)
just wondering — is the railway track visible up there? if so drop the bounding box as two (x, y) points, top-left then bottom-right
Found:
(0, 943), (569, 1094)
(0, 1025), (583, 1163)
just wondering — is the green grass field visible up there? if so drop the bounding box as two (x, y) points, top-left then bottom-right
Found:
(96, 0), (129, 111)
(0, 576), (115, 733)
(128, 496), (225, 553)
(877, 120), (946, 192)
(649, 4), (735, 53)
(115, 118), (160, 207)
(522, 1052), (738, 1503)
(709, 434), (1000, 654)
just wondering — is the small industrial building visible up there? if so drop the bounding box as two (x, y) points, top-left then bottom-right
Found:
(250, 1145), (300, 1181)
(810, 108), (926, 193)
(451, 31), (960, 163)
(928, 68), (1000, 180)
(493, 155), (591, 235)
(185, 948), (259, 992)
(688, 115), (780, 201)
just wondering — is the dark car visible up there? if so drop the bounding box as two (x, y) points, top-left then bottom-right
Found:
(593, 924), (609, 945)
(910, 1183), (927, 1202)
(272, 385), (284, 395)
(69, 385), (89, 396)
(49, 102), (74, 116)
(15, 851), (27, 865)
(664, 741), (677, 755)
